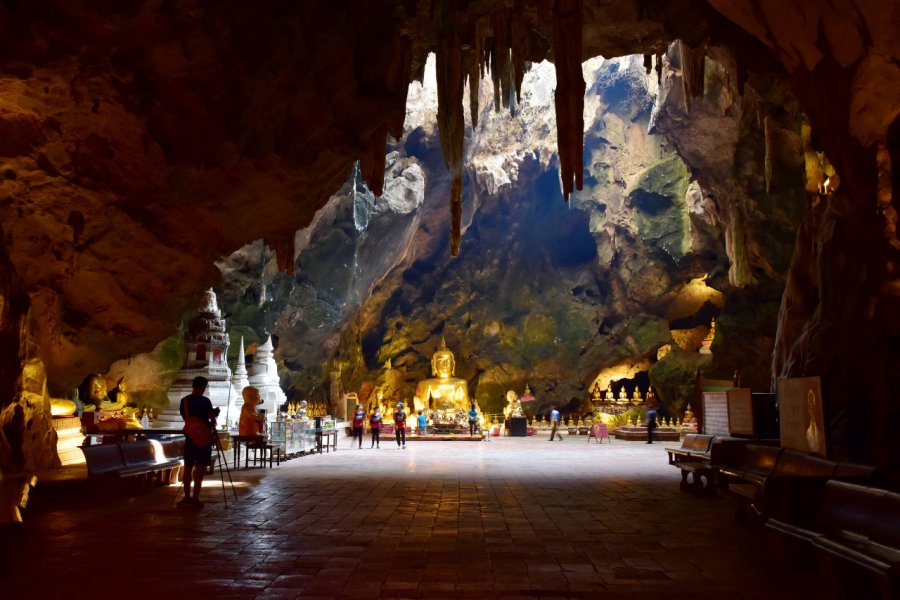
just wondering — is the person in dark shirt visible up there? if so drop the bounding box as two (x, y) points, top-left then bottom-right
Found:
(351, 403), (366, 449)
(369, 409), (382, 448)
(394, 402), (407, 449)
(179, 376), (216, 508)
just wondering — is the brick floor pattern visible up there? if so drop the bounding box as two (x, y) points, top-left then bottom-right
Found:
(1, 438), (823, 599)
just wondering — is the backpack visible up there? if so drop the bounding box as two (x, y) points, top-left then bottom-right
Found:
(182, 396), (214, 446)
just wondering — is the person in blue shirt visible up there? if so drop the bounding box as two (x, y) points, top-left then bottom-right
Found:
(417, 410), (427, 436)
(549, 406), (563, 441)
(467, 403), (479, 436)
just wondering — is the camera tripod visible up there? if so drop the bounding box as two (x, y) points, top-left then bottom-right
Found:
(172, 432), (238, 508)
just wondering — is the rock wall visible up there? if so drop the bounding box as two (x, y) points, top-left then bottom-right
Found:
(0, 0), (896, 477)
(707, 1), (900, 472)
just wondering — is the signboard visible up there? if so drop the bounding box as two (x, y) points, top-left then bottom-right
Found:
(777, 376), (826, 457)
(702, 392), (729, 436)
(727, 388), (754, 435)
(589, 423), (609, 443)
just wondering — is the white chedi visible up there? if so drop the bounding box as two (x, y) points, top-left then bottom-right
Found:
(248, 336), (287, 419)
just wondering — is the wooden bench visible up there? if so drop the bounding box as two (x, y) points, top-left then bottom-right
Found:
(81, 441), (182, 487)
(714, 445), (877, 522)
(766, 480), (900, 599)
(119, 440), (182, 483)
(666, 434), (716, 464)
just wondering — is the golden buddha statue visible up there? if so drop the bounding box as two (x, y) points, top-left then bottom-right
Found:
(617, 386), (628, 403)
(632, 386), (643, 402)
(683, 403), (695, 424)
(415, 338), (469, 413)
(604, 387), (614, 402)
(591, 382), (601, 401)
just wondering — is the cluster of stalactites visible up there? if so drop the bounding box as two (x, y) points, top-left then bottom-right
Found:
(553, 0), (585, 202)
(355, 1), (586, 257)
(677, 39), (707, 112)
(431, 0), (555, 255)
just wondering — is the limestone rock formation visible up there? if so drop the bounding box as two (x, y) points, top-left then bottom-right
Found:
(0, 0), (897, 480)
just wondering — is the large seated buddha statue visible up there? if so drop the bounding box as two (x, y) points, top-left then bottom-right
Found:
(78, 374), (140, 428)
(415, 338), (469, 414)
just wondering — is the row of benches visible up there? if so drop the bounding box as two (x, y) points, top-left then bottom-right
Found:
(81, 439), (183, 487)
(667, 434), (897, 598)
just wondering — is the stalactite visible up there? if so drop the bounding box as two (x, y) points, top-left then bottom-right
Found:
(436, 0), (466, 256)
(510, 4), (530, 106)
(655, 52), (663, 85)
(466, 42), (481, 128)
(490, 10), (512, 111)
(764, 115), (773, 194)
(678, 39), (707, 112)
(269, 237), (295, 275)
(359, 36), (412, 197)
(643, 54), (653, 74)
(553, 0), (584, 200)
(360, 127), (388, 197)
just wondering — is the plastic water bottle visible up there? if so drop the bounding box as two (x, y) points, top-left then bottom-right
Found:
(141, 412), (150, 429)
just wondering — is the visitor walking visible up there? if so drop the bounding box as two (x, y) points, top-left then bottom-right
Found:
(351, 403), (366, 449)
(645, 406), (658, 444)
(417, 410), (427, 436)
(467, 402), (479, 436)
(369, 409), (382, 448)
(548, 406), (563, 441)
(179, 376), (217, 508)
(394, 402), (407, 449)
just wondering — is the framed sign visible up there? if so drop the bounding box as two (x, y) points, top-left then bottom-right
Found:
(727, 388), (754, 435)
(702, 391), (729, 436)
(777, 376), (826, 457)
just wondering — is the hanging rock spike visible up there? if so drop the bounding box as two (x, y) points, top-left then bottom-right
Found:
(436, 0), (466, 256)
(359, 36), (411, 197)
(553, 0), (585, 200)
(269, 236), (295, 275)
(678, 39), (707, 112)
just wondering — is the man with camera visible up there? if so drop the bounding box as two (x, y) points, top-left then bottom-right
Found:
(179, 376), (219, 508)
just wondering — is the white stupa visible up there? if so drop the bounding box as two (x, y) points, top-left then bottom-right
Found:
(226, 336), (251, 424)
(248, 336), (287, 419)
(156, 289), (236, 428)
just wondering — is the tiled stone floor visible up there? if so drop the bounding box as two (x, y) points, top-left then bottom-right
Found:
(1, 437), (823, 599)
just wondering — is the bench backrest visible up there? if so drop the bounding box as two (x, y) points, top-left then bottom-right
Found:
(816, 480), (900, 546)
(832, 461), (877, 479)
(80, 444), (125, 476)
(687, 434), (715, 452)
(158, 437), (185, 459)
(773, 449), (836, 477)
(119, 441), (158, 467)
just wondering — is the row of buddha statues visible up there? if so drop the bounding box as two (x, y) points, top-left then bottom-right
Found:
(590, 381), (657, 404)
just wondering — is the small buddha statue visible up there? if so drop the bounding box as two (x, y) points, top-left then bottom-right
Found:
(684, 403), (695, 424)
(632, 386), (643, 402)
(591, 383), (602, 401)
(617, 386), (628, 403)
(604, 387), (614, 402)
(700, 318), (716, 354)
(646, 389), (656, 403)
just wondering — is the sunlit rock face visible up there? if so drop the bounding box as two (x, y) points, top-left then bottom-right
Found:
(214, 53), (803, 417)
(0, 0), (896, 477)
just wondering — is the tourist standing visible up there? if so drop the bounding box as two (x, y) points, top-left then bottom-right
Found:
(351, 403), (366, 449)
(179, 376), (217, 508)
(467, 403), (479, 436)
(369, 408), (382, 448)
(394, 402), (407, 449)
(417, 410), (427, 436)
(548, 406), (563, 441)
(645, 406), (658, 444)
